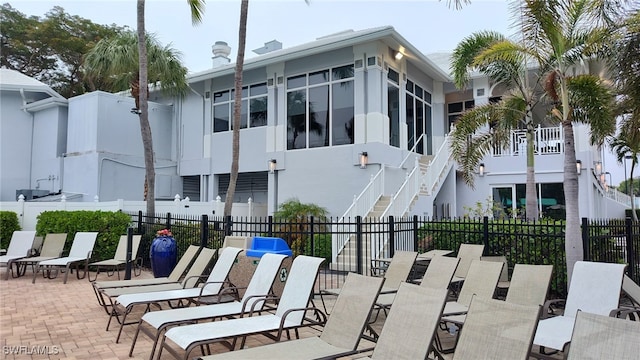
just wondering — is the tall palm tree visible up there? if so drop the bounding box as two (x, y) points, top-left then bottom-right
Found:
(515, 0), (622, 281)
(83, 30), (191, 213)
(450, 30), (542, 220)
(609, 133), (639, 220)
(223, 0), (249, 217)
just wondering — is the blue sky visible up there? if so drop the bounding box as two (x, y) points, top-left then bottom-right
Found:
(11, 0), (630, 185)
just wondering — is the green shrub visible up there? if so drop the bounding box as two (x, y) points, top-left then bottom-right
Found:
(304, 233), (332, 264)
(0, 211), (21, 249)
(36, 210), (131, 261)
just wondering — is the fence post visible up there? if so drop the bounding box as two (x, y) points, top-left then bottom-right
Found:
(225, 215), (232, 236)
(124, 227), (133, 280)
(626, 217), (635, 279)
(201, 214), (209, 248)
(413, 215), (419, 252)
(166, 213), (172, 230)
(389, 216), (395, 257)
(267, 216), (273, 237)
(309, 216), (315, 257)
(356, 216), (363, 275)
(482, 216), (489, 255)
(137, 210), (143, 235)
(581, 217), (590, 260)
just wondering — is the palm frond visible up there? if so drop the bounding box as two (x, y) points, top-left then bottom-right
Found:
(186, 0), (206, 25)
(567, 74), (615, 145)
(450, 31), (505, 89)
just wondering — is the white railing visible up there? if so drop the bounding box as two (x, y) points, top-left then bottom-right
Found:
(381, 159), (421, 218)
(331, 166), (386, 263)
(398, 133), (427, 169)
(422, 136), (453, 195)
(493, 125), (564, 157)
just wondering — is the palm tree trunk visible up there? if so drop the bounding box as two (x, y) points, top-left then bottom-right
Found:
(630, 163), (638, 221)
(525, 118), (538, 220)
(562, 119), (582, 283)
(137, 0), (155, 216)
(223, 0), (248, 217)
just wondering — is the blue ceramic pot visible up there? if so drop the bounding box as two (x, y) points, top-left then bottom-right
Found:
(149, 236), (177, 278)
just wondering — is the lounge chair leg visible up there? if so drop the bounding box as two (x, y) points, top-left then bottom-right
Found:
(129, 318), (143, 357)
(116, 306), (132, 343)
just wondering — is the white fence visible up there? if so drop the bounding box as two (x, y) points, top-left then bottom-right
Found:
(1, 195), (267, 231)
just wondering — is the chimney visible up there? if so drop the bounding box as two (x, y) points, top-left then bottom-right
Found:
(212, 41), (231, 67)
(252, 40), (282, 55)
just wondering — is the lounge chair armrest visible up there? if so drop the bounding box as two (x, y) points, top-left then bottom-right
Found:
(196, 281), (239, 303)
(275, 306), (327, 339)
(240, 294), (280, 317)
(610, 306), (640, 320)
(541, 299), (565, 319)
(181, 274), (209, 288)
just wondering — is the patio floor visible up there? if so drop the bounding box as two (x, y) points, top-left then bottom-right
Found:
(1, 267), (558, 360)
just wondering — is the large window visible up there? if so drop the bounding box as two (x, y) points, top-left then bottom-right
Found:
(286, 65), (354, 150)
(388, 68), (400, 148)
(213, 82), (268, 133)
(492, 183), (565, 219)
(406, 79), (433, 155)
(447, 100), (475, 132)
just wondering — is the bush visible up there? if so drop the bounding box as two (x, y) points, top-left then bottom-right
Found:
(0, 211), (21, 249)
(304, 233), (332, 264)
(36, 210), (131, 261)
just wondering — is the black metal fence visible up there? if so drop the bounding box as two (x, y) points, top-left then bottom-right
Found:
(126, 211), (639, 298)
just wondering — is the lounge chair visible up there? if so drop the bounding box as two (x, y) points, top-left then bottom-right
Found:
(129, 252), (289, 360)
(566, 311), (640, 360)
(0, 230), (37, 280)
(109, 246), (243, 343)
(13, 233), (67, 277)
(532, 261), (626, 358)
(95, 246), (215, 316)
(93, 245), (200, 289)
(622, 274), (640, 307)
(450, 243), (485, 284)
(32, 231), (98, 284)
(434, 259), (503, 353)
(320, 250), (417, 314)
(169, 272), (383, 360)
(158, 255), (325, 360)
(373, 255), (459, 314)
(441, 263), (553, 352)
(453, 296), (541, 360)
(481, 255), (510, 297)
(88, 234), (142, 281)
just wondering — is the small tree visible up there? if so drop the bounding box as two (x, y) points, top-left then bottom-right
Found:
(273, 199), (328, 256)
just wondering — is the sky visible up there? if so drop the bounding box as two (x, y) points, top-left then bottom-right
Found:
(10, 0), (632, 186)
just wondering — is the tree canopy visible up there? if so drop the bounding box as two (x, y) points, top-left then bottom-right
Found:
(0, 4), (124, 98)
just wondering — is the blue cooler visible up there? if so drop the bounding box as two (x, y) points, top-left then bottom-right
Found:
(245, 237), (293, 258)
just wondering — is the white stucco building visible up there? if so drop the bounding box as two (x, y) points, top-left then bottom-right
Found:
(0, 26), (632, 219)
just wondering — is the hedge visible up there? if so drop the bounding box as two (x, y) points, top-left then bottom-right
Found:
(0, 211), (21, 249)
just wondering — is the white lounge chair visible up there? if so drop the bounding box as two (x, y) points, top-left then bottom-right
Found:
(532, 261), (626, 357)
(450, 243), (485, 284)
(32, 231), (98, 284)
(158, 255), (325, 360)
(0, 230), (36, 280)
(109, 246), (242, 343)
(128, 252), (289, 360)
(14, 233), (67, 277)
(88, 234), (142, 281)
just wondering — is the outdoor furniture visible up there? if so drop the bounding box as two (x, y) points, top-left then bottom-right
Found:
(622, 274), (640, 307)
(129, 252), (289, 360)
(14, 233), (67, 277)
(450, 243), (485, 284)
(88, 234), (142, 281)
(194, 272), (385, 360)
(94, 246), (215, 316)
(481, 255), (510, 297)
(32, 231), (98, 284)
(0, 230), (36, 280)
(107, 247), (240, 342)
(435, 259), (503, 353)
(158, 255), (325, 360)
(320, 251), (417, 314)
(532, 261), (626, 358)
(453, 296), (541, 360)
(93, 245), (200, 289)
(566, 311), (640, 360)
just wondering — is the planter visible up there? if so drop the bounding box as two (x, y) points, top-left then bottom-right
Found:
(149, 236), (177, 278)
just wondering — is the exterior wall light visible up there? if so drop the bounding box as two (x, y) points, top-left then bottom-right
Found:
(359, 152), (368, 169)
(576, 160), (582, 175)
(395, 51), (404, 60)
(594, 160), (602, 175)
(269, 159), (277, 174)
(478, 163), (485, 177)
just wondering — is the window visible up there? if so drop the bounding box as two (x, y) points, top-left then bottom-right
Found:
(447, 100), (475, 132)
(388, 68), (400, 148)
(492, 183), (565, 219)
(406, 80), (433, 155)
(286, 64), (355, 150)
(213, 82), (268, 133)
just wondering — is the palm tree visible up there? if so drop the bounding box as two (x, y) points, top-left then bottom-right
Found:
(223, 0), (249, 217)
(83, 30), (191, 214)
(609, 133), (639, 220)
(515, 0), (622, 281)
(273, 198), (328, 256)
(450, 30), (542, 220)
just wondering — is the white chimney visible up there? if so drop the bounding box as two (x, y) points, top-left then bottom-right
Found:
(212, 41), (231, 67)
